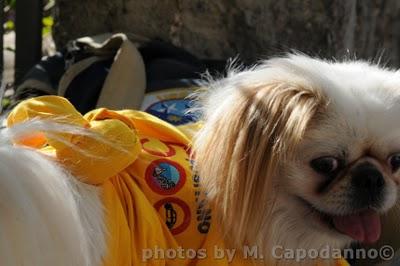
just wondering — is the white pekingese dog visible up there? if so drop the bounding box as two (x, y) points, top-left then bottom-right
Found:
(1, 54), (400, 266)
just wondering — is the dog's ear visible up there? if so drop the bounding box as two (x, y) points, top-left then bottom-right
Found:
(193, 81), (327, 247)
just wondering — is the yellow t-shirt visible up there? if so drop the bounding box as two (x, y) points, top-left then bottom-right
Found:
(7, 96), (349, 266)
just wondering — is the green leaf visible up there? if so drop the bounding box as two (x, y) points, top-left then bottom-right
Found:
(5, 20), (14, 31)
(42, 27), (51, 36)
(42, 16), (54, 36)
(42, 16), (54, 27)
(1, 98), (11, 109)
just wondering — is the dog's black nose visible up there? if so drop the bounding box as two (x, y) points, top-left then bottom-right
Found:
(351, 162), (385, 207)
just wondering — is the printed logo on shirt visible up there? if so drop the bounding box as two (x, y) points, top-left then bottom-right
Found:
(154, 197), (191, 235)
(193, 174), (212, 234)
(146, 159), (186, 195)
(190, 159), (212, 234)
(145, 99), (199, 125)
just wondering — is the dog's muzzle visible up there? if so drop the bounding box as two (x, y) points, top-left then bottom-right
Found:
(350, 162), (385, 208)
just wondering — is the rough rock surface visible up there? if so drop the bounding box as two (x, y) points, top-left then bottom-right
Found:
(54, 0), (400, 64)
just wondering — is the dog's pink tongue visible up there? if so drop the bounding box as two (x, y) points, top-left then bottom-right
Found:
(332, 210), (381, 244)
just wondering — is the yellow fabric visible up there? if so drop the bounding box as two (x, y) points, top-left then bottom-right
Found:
(7, 96), (350, 266)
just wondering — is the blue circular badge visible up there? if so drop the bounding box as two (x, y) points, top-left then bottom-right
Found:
(145, 159), (186, 195)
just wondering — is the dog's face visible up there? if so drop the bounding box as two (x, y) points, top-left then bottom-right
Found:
(280, 102), (400, 250)
(194, 54), (400, 258)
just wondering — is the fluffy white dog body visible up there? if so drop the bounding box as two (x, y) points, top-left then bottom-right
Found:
(2, 54), (400, 266)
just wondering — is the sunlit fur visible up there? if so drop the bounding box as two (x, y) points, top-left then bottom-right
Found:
(0, 121), (106, 266)
(194, 81), (328, 243)
(194, 54), (400, 265)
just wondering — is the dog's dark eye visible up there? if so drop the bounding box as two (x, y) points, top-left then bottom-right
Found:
(389, 153), (400, 171)
(310, 156), (339, 175)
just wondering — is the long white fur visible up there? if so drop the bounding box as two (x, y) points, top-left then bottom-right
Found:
(0, 121), (106, 266)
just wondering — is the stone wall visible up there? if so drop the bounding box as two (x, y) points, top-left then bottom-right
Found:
(54, 0), (400, 65)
